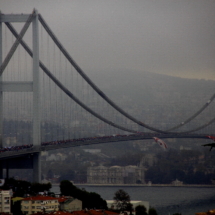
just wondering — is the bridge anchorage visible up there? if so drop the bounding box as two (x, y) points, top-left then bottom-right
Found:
(0, 10), (215, 182)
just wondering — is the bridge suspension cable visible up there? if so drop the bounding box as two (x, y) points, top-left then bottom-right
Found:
(38, 14), (215, 134)
(38, 14), (170, 134)
(4, 14), (215, 136)
(5, 22), (142, 135)
(166, 96), (215, 131)
(181, 115), (215, 133)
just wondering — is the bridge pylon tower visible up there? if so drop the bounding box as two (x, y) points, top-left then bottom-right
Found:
(0, 10), (41, 182)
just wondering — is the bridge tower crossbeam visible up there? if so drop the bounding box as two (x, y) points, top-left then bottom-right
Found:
(0, 10), (41, 182)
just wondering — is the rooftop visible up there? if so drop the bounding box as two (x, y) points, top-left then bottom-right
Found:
(22, 195), (58, 201)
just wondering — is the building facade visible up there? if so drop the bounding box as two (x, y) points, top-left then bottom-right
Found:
(0, 190), (11, 213)
(87, 165), (145, 184)
(21, 196), (59, 215)
(106, 200), (149, 213)
(58, 196), (82, 212)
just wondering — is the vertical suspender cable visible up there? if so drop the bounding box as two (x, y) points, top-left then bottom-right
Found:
(38, 14), (215, 134)
(6, 22), (214, 134)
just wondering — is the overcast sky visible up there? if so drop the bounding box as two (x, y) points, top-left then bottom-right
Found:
(1, 0), (215, 80)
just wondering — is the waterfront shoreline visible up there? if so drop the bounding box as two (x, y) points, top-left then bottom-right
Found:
(52, 183), (215, 188)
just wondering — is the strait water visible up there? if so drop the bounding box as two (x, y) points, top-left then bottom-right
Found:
(51, 185), (215, 215)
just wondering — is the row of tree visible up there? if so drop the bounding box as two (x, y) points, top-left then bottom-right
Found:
(1, 178), (52, 197)
(113, 188), (182, 215)
(113, 189), (157, 215)
(60, 180), (107, 209)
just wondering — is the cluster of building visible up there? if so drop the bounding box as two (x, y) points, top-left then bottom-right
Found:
(87, 165), (145, 184)
(0, 189), (150, 215)
(19, 195), (82, 215)
(0, 189), (82, 215)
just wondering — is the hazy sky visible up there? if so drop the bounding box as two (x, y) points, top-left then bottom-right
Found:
(1, 0), (215, 80)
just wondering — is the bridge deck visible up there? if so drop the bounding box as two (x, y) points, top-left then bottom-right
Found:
(0, 133), (210, 160)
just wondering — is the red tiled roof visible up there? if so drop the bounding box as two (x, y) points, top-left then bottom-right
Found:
(31, 209), (119, 215)
(58, 197), (68, 203)
(72, 210), (119, 215)
(57, 196), (75, 203)
(104, 211), (119, 215)
(31, 212), (71, 215)
(22, 195), (58, 201)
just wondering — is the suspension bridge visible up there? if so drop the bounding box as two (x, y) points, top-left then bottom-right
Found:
(0, 10), (214, 182)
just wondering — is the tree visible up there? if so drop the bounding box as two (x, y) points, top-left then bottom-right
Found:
(11, 200), (23, 215)
(31, 182), (52, 194)
(113, 189), (131, 211)
(135, 205), (147, 215)
(0, 178), (52, 197)
(60, 180), (107, 209)
(148, 207), (158, 215)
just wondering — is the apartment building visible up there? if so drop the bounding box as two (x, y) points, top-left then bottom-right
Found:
(21, 195), (59, 215)
(58, 196), (82, 212)
(0, 190), (11, 213)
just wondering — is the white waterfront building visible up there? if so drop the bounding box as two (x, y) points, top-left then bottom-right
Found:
(106, 200), (149, 213)
(87, 165), (145, 184)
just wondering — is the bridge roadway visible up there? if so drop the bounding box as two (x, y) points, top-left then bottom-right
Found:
(0, 133), (211, 160)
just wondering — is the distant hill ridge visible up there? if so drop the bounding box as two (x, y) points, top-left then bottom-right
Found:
(89, 70), (215, 106)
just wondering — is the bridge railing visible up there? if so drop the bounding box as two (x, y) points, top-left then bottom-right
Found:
(0, 133), (212, 159)
(0, 145), (41, 159)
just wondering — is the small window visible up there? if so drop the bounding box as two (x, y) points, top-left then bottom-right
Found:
(4, 200), (9, 204)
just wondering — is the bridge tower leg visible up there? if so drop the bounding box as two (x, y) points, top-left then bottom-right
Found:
(32, 10), (41, 183)
(0, 10), (41, 182)
(0, 11), (3, 179)
(33, 153), (41, 183)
